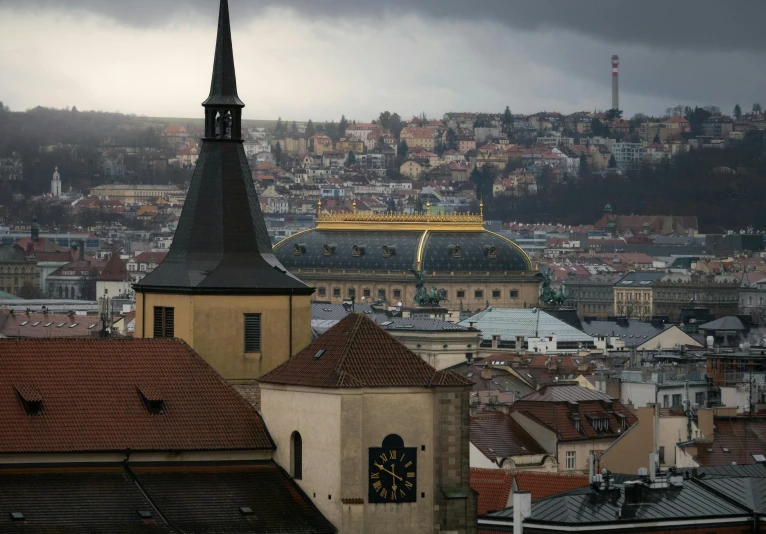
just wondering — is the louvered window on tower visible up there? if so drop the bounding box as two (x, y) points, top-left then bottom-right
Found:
(153, 307), (174, 338)
(244, 313), (262, 353)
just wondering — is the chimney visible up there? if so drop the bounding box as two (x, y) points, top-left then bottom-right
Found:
(513, 491), (531, 534)
(611, 55), (620, 110)
(697, 408), (714, 440)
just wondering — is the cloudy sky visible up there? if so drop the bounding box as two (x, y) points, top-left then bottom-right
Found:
(0, 0), (764, 122)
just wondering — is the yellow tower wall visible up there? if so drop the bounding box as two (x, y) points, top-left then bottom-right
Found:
(135, 292), (312, 380)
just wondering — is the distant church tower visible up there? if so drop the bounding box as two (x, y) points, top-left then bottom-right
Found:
(51, 167), (61, 197)
(133, 0), (314, 384)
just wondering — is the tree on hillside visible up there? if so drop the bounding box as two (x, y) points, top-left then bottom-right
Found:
(325, 120), (338, 142)
(591, 118), (610, 137)
(378, 111), (391, 130)
(418, 112), (428, 127)
(305, 119), (315, 138)
(502, 106), (513, 133)
(653, 134), (661, 144)
(274, 117), (284, 137)
(733, 104), (743, 119)
(754, 103), (763, 113)
(290, 121), (298, 136)
(470, 164), (498, 202)
(273, 141), (282, 165)
(389, 113), (404, 138)
(338, 115), (349, 138)
(386, 195), (397, 214)
(398, 140), (408, 158)
(346, 151), (356, 166)
(446, 128), (459, 151)
(608, 154), (617, 168)
(604, 108), (623, 121)
(684, 106), (712, 135)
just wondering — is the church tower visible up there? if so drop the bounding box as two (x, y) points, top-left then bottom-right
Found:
(51, 166), (61, 197)
(134, 0), (314, 384)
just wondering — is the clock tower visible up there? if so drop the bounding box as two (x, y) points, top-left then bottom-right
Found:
(133, 0), (314, 387)
(260, 314), (476, 533)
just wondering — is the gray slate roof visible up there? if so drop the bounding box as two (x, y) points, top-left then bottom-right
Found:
(484, 479), (750, 525)
(311, 302), (471, 334)
(581, 319), (673, 348)
(699, 316), (748, 331)
(458, 307), (594, 343)
(521, 384), (614, 402)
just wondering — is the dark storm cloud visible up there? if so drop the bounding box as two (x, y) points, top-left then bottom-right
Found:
(4, 0), (766, 52)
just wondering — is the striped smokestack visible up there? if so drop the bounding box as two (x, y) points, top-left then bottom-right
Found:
(611, 55), (620, 110)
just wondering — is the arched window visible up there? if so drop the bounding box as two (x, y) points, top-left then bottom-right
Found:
(291, 431), (303, 480)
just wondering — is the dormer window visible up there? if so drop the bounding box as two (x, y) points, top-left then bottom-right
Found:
(352, 244), (366, 257)
(293, 243), (307, 256)
(382, 244), (396, 258)
(587, 414), (611, 433)
(15, 384), (43, 416)
(137, 385), (165, 415)
(323, 243), (337, 256)
(485, 244), (497, 259)
(449, 244), (462, 258)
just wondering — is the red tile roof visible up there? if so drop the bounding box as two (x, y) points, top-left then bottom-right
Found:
(0, 310), (104, 338)
(471, 412), (547, 463)
(131, 251), (168, 264)
(690, 417), (766, 466)
(470, 468), (513, 514)
(260, 314), (472, 389)
(0, 338), (273, 453)
(513, 471), (588, 500)
(97, 253), (129, 281)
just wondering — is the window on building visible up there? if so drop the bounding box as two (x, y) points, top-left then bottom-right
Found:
(457, 290), (465, 299)
(695, 391), (705, 406)
(244, 314), (261, 353)
(153, 307), (174, 338)
(663, 395), (669, 408)
(348, 287), (356, 299)
(672, 394), (682, 407)
(492, 290), (501, 299)
(363, 288), (371, 297)
(393, 289), (401, 299)
(333, 287), (341, 297)
(510, 290), (519, 298)
(291, 431), (303, 480)
(658, 446), (665, 464)
(318, 287), (326, 297)
(565, 451), (576, 470)
(378, 289), (386, 300)
(474, 290), (484, 299)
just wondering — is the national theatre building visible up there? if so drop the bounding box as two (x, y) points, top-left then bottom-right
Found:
(274, 207), (541, 311)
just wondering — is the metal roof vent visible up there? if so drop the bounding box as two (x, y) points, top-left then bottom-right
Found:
(137, 511), (153, 519)
(9, 512), (24, 521)
(313, 349), (326, 360)
(239, 507), (255, 516)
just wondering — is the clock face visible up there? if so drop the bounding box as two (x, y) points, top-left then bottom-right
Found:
(368, 447), (417, 503)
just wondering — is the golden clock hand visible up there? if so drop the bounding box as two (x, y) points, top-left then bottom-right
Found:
(374, 463), (402, 481)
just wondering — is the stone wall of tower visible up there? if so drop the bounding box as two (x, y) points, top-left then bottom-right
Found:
(433, 387), (477, 533)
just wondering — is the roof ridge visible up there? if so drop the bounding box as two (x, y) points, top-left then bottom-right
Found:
(333, 314), (365, 381)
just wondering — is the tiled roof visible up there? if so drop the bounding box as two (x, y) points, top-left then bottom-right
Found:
(97, 252), (129, 281)
(0, 310), (104, 338)
(470, 469), (513, 514)
(0, 463), (334, 533)
(511, 396), (637, 441)
(260, 313), (471, 389)
(470, 412), (547, 462)
(131, 251), (168, 264)
(691, 417), (766, 466)
(133, 463), (335, 533)
(514, 471), (588, 500)
(0, 338), (273, 453)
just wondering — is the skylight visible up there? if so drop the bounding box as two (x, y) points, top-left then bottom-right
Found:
(31, 322), (40, 327)
(313, 349), (326, 360)
(752, 454), (765, 462)
(20, 321), (29, 326)
(381, 321), (393, 326)
(44, 322), (53, 327)
(68, 323), (79, 328)
(57, 323), (66, 328)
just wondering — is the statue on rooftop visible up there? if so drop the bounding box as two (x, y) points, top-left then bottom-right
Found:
(539, 269), (571, 306)
(410, 269), (448, 307)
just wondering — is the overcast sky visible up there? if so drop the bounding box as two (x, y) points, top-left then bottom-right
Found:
(1, 0), (764, 121)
